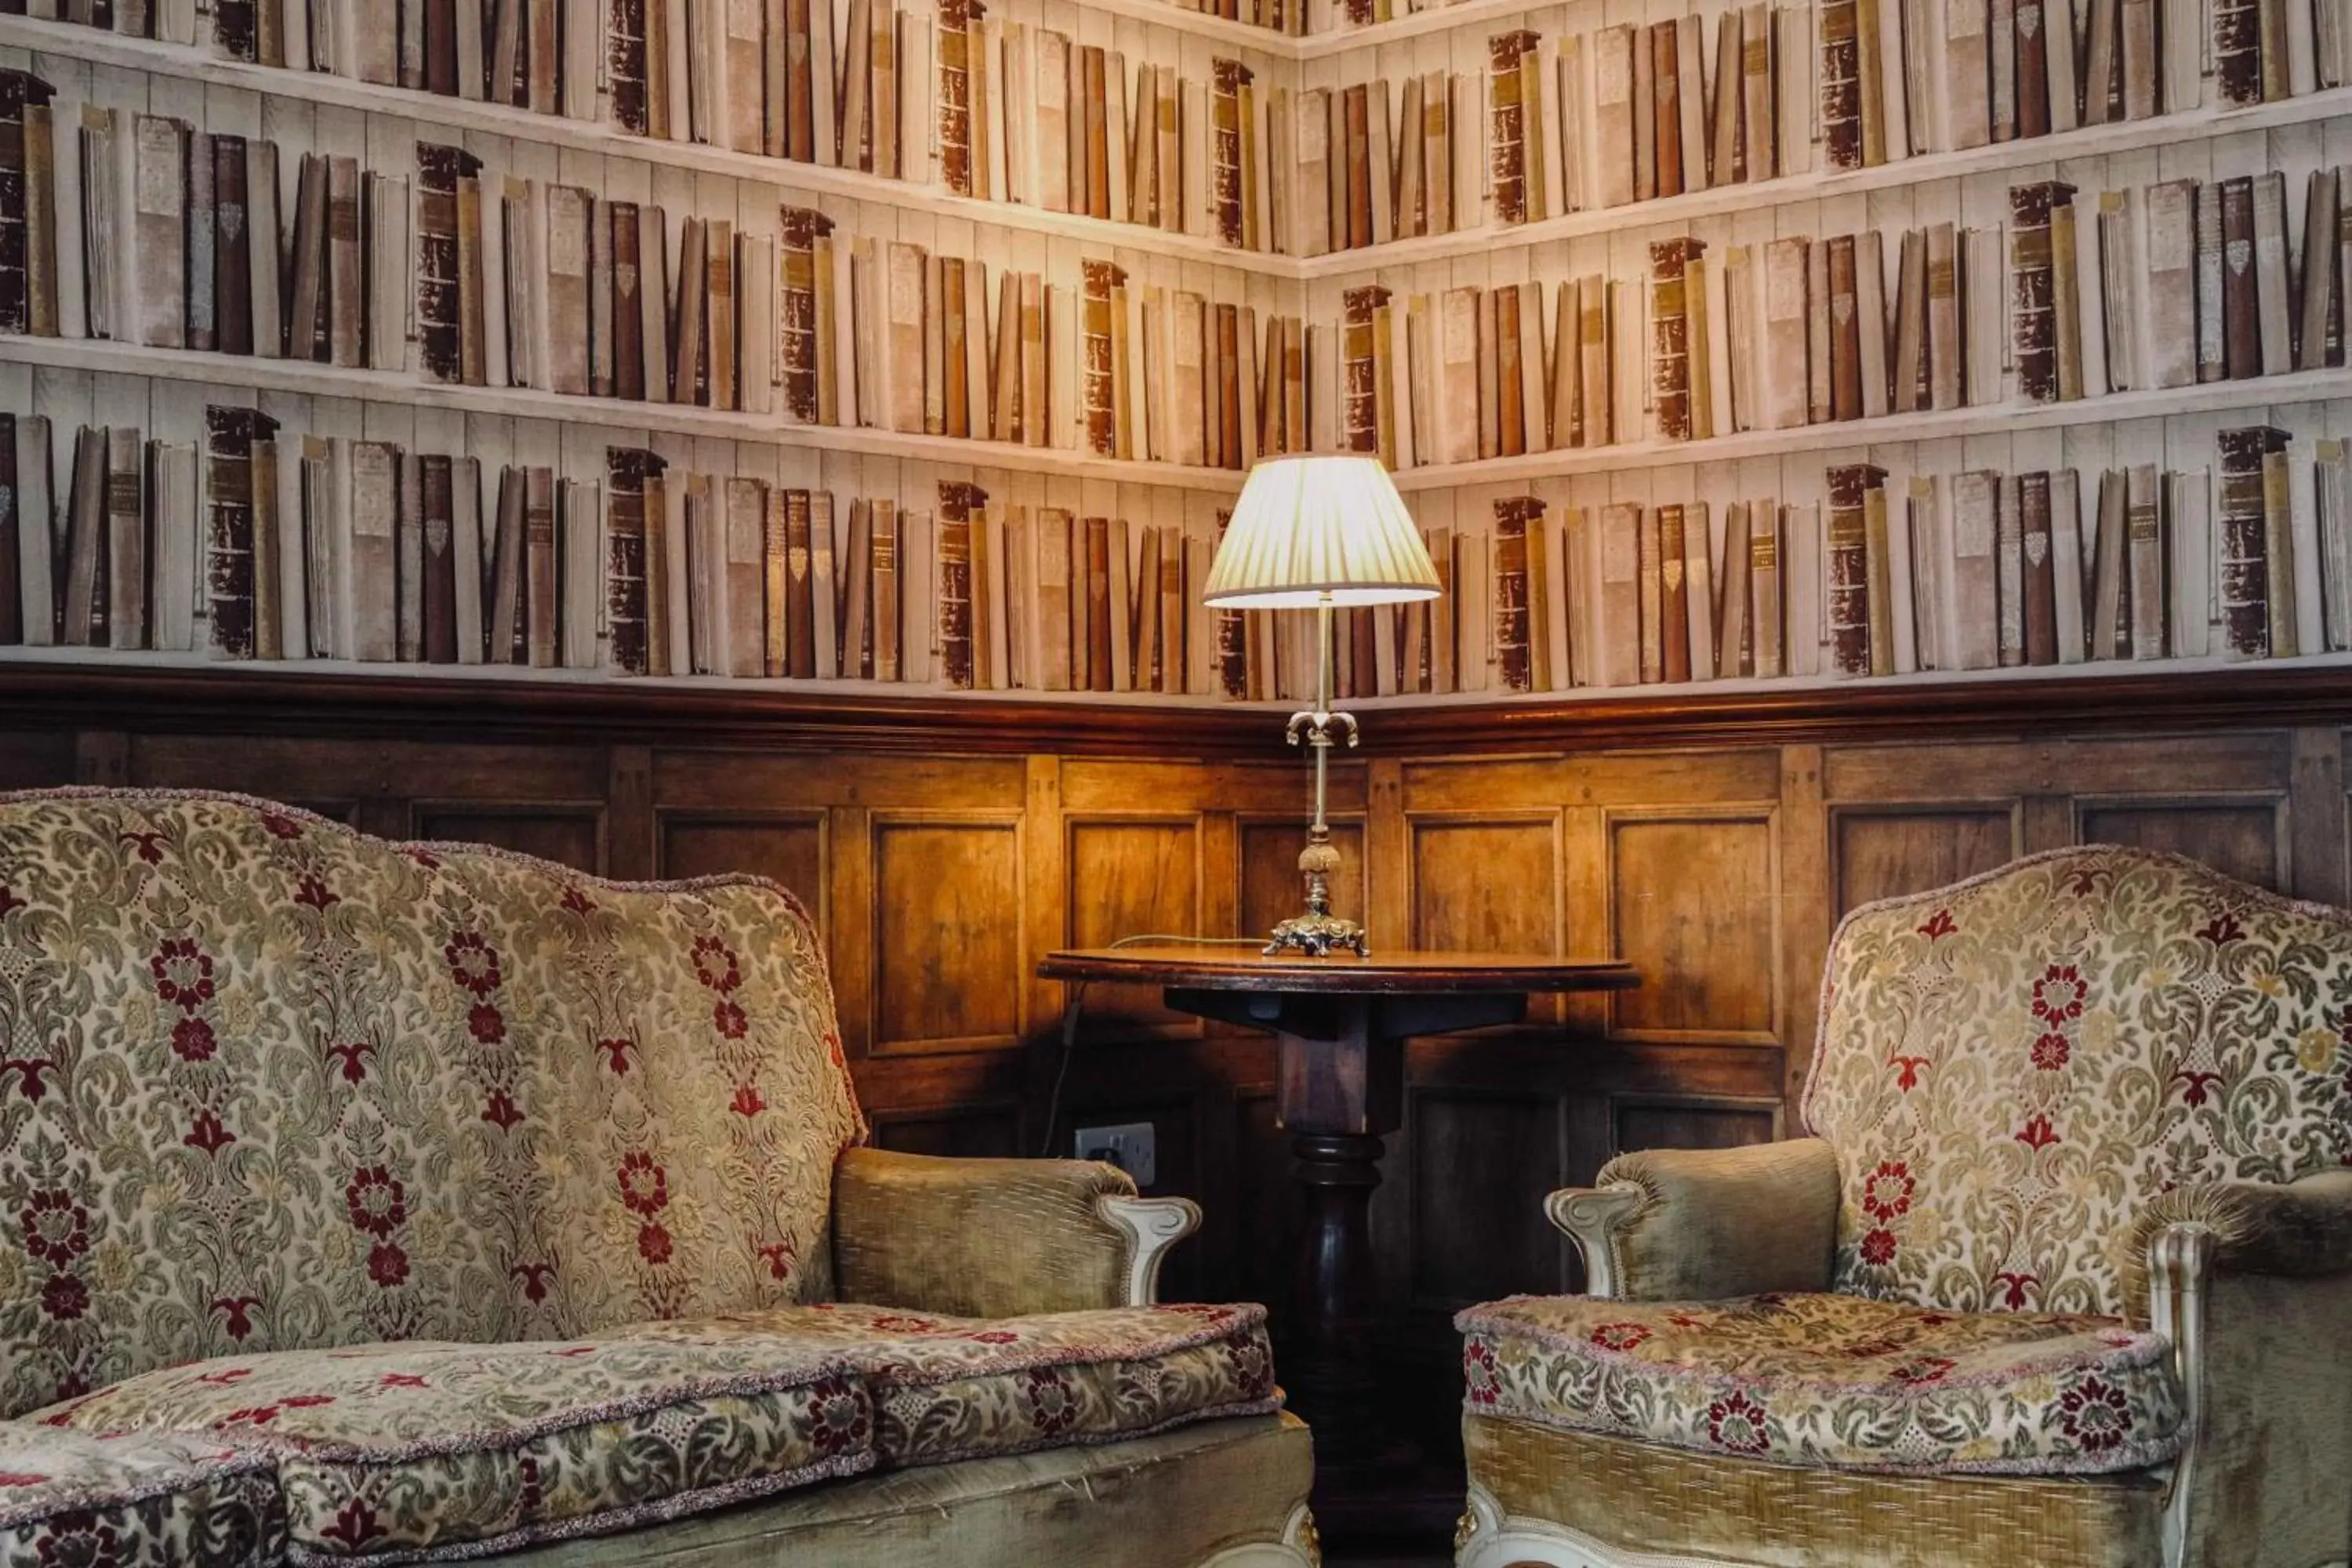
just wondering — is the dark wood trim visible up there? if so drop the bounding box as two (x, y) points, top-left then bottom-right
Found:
(1041, 946), (1642, 994)
(9, 658), (2352, 757)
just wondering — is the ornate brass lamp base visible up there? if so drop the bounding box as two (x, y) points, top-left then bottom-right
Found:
(1265, 822), (1369, 958)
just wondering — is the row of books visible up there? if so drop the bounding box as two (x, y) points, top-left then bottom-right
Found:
(0, 89), (408, 364)
(0, 6), (1300, 252)
(0, 406), (1253, 693)
(1331, 169), (2352, 471)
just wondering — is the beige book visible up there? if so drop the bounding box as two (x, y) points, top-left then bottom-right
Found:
(882, 240), (927, 434)
(872, 0), (900, 178)
(1298, 87), (1331, 256)
(1593, 25), (1637, 209)
(1577, 274), (1611, 446)
(1156, 65), (1182, 234)
(1435, 287), (1480, 464)
(1172, 292), (1207, 466)
(1676, 14), (1708, 194)
(1424, 71), (1452, 234)
(1368, 86), (1395, 245)
(1518, 280), (1548, 451)
(1856, 229), (1889, 418)
(1762, 238), (1811, 430)
(2143, 181), (2196, 388)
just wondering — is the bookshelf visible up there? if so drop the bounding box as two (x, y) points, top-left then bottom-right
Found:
(9, 0), (2352, 712)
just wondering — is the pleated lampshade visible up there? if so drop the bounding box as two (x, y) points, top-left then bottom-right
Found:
(1202, 456), (1443, 609)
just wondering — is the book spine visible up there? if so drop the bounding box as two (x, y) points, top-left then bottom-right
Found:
(2008, 180), (2073, 402)
(1826, 463), (1881, 675)
(2217, 425), (2282, 658)
(1649, 237), (1698, 441)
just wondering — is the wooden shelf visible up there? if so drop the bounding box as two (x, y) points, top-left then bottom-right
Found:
(1292, 0), (1534, 60)
(1384, 364), (2352, 491)
(0, 14), (1298, 281)
(0, 336), (1255, 494)
(1298, 84), (2352, 279)
(10, 648), (2352, 759)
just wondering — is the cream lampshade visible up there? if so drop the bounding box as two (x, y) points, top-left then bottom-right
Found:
(1203, 456), (1442, 608)
(1203, 455), (1442, 959)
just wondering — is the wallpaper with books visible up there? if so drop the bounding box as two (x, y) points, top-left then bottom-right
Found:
(5, 0), (2352, 708)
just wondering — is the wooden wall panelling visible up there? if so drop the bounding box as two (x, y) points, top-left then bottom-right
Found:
(1405, 1087), (1566, 1309)
(868, 811), (1029, 1053)
(1606, 809), (1780, 1043)
(409, 805), (609, 874)
(658, 812), (831, 925)
(1830, 805), (2021, 915)
(0, 732), (83, 789)
(2073, 798), (2288, 890)
(1610, 1094), (1785, 1158)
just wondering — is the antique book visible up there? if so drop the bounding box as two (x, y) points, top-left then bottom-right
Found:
(60, 426), (105, 648)
(2009, 181), (2074, 402)
(1593, 25), (1637, 209)
(1657, 503), (1693, 682)
(604, 448), (656, 675)
(1816, 460), (1872, 677)
(324, 155), (363, 368)
(2217, 425), (2285, 658)
(2016, 0), (2050, 136)
(1491, 497), (1536, 690)
(201, 408), (270, 659)
(1632, 21), (1657, 204)
(1908, 477), (1945, 669)
(2139, 181), (2194, 389)
(2020, 469), (2057, 663)
(1988, 0), (2016, 140)
(1853, 227), (1891, 413)
(2212, 0), (2263, 103)
(187, 127), (216, 354)
(2198, 180), (2227, 382)
(2051, 467), (2085, 662)
(419, 455), (457, 665)
(1762, 238), (1812, 430)
(2169, 466), (2212, 656)
(2220, 176), (2259, 380)
(1650, 238), (1701, 441)
(1948, 470), (1999, 669)
(2253, 171), (2292, 376)
(1718, 502), (1754, 676)
(133, 114), (189, 349)
(2090, 467), (2129, 659)
(2051, 194), (2085, 401)
(1820, 0), (1864, 170)
(2125, 463), (2165, 659)
(1808, 241), (1835, 423)
(2262, 435), (2297, 655)
(413, 145), (473, 384)
(2303, 169), (2340, 371)
(1593, 503), (1641, 687)
(1759, 2), (1791, 176)
(2323, 444), (2352, 650)
(1993, 474), (2024, 666)
(1830, 234), (1867, 420)
(1635, 506), (1664, 681)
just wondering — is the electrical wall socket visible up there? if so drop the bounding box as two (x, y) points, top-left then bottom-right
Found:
(1073, 1122), (1157, 1187)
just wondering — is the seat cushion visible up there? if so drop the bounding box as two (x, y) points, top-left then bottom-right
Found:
(31, 1334), (875, 1566)
(1457, 1292), (2184, 1476)
(0, 1424), (285, 1568)
(616, 1301), (1283, 1468)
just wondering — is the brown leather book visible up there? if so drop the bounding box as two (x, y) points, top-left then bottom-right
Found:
(1657, 502), (1691, 681)
(602, 448), (656, 675)
(1828, 234), (1863, 421)
(420, 455), (458, 664)
(2016, 0), (2050, 136)
(1492, 497), (1536, 691)
(1651, 23), (1682, 198)
(1650, 237), (1700, 441)
(1632, 23), (1656, 203)
(1489, 33), (1537, 226)
(2220, 176), (2259, 379)
(1864, 481), (1896, 674)
(612, 205), (645, 402)
(2262, 441), (2296, 656)
(2008, 180), (2074, 401)
(1892, 227), (1926, 412)
(202, 407), (278, 660)
(2021, 469), (2056, 664)
(1635, 506), (1664, 682)
(2127, 463), (2166, 659)
(62, 426), (106, 649)
(2213, 0), (2263, 102)
(935, 482), (976, 689)
(1218, 303), (1243, 466)
(455, 170), (485, 384)
(213, 135), (252, 358)
(2051, 195), (2084, 400)
(1344, 85), (1372, 249)
(524, 465), (557, 669)
(1214, 58), (1249, 248)
(1819, 0), (1864, 170)
(1083, 515), (1112, 691)
(760, 488), (789, 676)
(1827, 463), (1885, 676)
(2217, 425), (2285, 658)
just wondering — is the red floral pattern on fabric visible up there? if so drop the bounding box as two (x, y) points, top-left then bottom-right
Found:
(1807, 848), (2352, 1318)
(0, 789), (867, 1417)
(1457, 1291), (2183, 1476)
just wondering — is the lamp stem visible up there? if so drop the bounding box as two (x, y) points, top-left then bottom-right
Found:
(1312, 595), (1333, 837)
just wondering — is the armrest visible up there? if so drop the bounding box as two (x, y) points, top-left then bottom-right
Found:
(1544, 1138), (1840, 1301)
(829, 1148), (1201, 1316)
(2125, 1168), (2352, 1320)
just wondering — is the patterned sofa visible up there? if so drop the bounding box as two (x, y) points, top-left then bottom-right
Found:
(0, 789), (1316, 1568)
(1454, 845), (2352, 1568)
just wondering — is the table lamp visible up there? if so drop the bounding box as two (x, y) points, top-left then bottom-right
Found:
(1203, 455), (1442, 959)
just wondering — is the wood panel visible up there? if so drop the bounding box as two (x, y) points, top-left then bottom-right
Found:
(1609, 815), (1777, 1039)
(1612, 1096), (1784, 1157)
(1408, 817), (1560, 954)
(869, 818), (1027, 1053)
(2077, 802), (2285, 889)
(1407, 1090), (1565, 1307)
(1832, 808), (2019, 915)
(411, 808), (606, 874)
(868, 1105), (1023, 1159)
(1065, 818), (1205, 1032)
(659, 815), (828, 921)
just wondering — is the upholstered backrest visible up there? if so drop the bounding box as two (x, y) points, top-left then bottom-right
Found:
(0, 789), (866, 1418)
(1805, 845), (2352, 1319)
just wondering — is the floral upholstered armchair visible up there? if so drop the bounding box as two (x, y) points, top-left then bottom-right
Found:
(1454, 846), (2352, 1568)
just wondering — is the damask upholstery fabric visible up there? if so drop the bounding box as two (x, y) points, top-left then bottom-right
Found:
(1456, 1291), (2183, 1475)
(1805, 846), (2352, 1319)
(0, 1423), (285, 1568)
(30, 1334), (873, 1565)
(0, 789), (868, 1418)
(615, 1301), (1283, 1468)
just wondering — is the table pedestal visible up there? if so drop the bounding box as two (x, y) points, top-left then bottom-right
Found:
(1167, 988), (1526, 1472)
